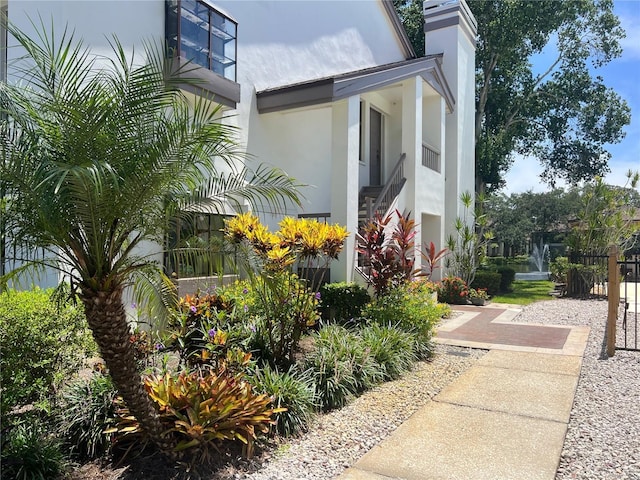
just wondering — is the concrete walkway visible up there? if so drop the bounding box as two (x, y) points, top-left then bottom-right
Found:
(336, 305), (590, 480)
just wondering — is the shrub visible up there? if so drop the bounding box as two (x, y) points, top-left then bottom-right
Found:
(318, 282), (370, 324)
(57, 372), (118, 460)
(356, 210), (420, 297)
(304, 325), (384, 411)
(360, 323), (417, 380)
(485, 256), (507, 266)
(437, 276), (469, 305)
(363, 281), (444, 356)
(496, 266), (516, 292)
(470, 270), (502, 295)
(0, 289), (96, 419)
(1, 423), (65, 480)
(112, 367), (282, 460)
(248, 365), (316, 437)
(162, 291), (254, 373)
(550, 256), (571, 283)
(224, 214), (348, 366)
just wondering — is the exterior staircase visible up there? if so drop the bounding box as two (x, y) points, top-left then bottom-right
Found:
(357, 153), (406, 227)
(356, 153), (407, 280)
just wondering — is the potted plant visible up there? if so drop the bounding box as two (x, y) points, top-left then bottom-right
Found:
(468, 288), (490, 306)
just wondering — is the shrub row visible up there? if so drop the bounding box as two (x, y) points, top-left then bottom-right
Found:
(470, 267), (516, 294)
(1, 279), (449, 473)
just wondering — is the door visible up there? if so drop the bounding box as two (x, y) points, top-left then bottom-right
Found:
(369, 108), (382, 186)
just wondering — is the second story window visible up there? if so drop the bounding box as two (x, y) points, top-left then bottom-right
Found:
(168, 0), (237, 82)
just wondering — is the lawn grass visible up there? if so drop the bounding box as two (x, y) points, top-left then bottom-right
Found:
(491, 280), (556, 305)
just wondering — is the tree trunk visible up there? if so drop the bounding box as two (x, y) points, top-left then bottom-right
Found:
(80, 284), (175, 456)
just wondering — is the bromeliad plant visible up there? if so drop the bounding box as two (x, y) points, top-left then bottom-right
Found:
(110, 364), (283, 460)
(224, 213), (348, 366)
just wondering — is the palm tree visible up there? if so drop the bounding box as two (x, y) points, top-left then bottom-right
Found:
(0, 23), (300, 454)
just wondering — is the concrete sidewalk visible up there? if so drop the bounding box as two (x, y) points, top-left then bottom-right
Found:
(336, 306), (590, 480)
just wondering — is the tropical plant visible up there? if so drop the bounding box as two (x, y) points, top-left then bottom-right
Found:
(248, 365), (317, 437)
(0, 24), (300, 454)
(356, 210), (421, 296)
(421, 241), (448, 280)
(111, 367), (282, 460)
(437, 276), (469, 305)
(224, 213), (347, 366)
(162, 292), (253, 371)
(445, 192), (493, 285)
(566, 171), (640, 255)
(58, 372), (118, 460)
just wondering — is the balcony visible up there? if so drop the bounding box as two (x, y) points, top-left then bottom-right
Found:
(422, 142), (440, 173)
(166, 0), (240, 107)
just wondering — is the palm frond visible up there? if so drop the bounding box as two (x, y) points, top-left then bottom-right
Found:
(185, 163), (304, 216)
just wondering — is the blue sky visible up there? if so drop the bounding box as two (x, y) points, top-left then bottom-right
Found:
(503, 0), (640, 194)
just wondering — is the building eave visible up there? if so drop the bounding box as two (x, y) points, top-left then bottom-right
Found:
(257, 55), (455, 114)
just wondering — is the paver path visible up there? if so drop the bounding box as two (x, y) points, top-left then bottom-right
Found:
(336, 304), (592, 480)
(436, 304), (589, 356)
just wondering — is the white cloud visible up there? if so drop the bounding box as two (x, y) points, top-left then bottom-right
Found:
(501, 153), (639, 196)
(605, 159), (640, 189)
(617, 3), (640, 60)
(501, 155), (567, 195)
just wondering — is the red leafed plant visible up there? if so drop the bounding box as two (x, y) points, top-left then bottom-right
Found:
(421, 241), (448, 279)
(357, 210), (421, 297)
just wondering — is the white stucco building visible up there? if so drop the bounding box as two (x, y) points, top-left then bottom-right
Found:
(2, 0), (477, 287)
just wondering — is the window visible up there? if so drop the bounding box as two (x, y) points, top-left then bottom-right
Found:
(167, 0), (237, 82)
(165, 213), (234, 278)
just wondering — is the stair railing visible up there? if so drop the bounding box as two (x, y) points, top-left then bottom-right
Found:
(367, 153), (406, 220)
(357, 153), (407, 280)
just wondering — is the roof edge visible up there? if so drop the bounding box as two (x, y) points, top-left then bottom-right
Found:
(256, 56), (454, 114)
(381, 0), (417, 60)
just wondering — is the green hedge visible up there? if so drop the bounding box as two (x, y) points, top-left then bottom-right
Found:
(470, 271), (502, 295)
(496, 266), (516, 292)
(0, 289), (96, 419)
(319, 282), (370, 324)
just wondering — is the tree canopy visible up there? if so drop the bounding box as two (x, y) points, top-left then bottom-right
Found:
(394, 0), (631, 191)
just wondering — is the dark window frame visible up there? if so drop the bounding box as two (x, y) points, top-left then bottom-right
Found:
(166, 0), (240, 107)
(165, 212), (234, 279)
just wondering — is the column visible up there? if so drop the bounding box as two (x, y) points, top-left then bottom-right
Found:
(331, 95), (360, 282)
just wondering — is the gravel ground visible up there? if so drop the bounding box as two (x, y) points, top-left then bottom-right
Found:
(513, 298), (640, 480)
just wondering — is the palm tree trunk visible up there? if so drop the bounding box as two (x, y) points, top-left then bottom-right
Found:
(79, 284), (175, 456)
